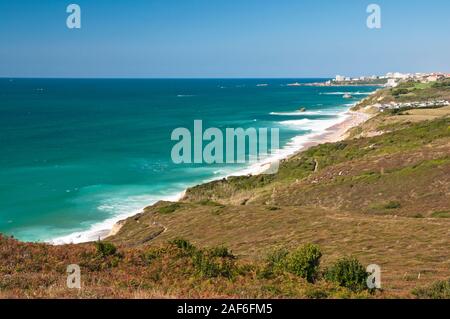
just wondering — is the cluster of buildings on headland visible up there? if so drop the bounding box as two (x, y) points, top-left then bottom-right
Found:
(374, 99), (450, 112)
(284, 72), (450, 88)
(331, 72), (450, 88)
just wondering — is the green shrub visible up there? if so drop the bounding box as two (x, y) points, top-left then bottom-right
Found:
(209, 246), (235, 258)
(432, 79), (450, 88)
(95, 241), (117, 257)
(334, 142), (348, 151)
(286, 244), (322, 283)
(412, 279), (450, 299)
(431, 211), (450, 218)
(324, 257), (369, 292)
(383, 201), (402, 209)
(169, 240), (236, 278)
(198, 200), (224, 207)
(144, 248), (165, 264)
(392, 88), (410, 96)
(192, 249), (236, 279)
(267, 248), (289, 270)
(258, 248), (289, 279)
(158, 203), (181, 214)
(192, 251), (216, 277)
(170, 238), (196, 256)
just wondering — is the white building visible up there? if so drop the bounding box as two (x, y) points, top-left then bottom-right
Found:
(386, 72), (410, 80)
(335, 75), (345, 82)
(385, 78), (398, 88)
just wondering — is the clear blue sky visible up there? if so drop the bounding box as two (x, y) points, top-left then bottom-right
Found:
(1, 0), (449, 78)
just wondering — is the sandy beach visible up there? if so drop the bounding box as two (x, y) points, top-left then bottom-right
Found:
(300, 110), (371, 148)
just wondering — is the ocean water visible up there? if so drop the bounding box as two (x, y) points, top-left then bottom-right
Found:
(0, 79), (376, 243)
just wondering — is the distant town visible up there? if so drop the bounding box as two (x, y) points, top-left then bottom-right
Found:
(375, 99), (450, 112)
(302, 72), (450, 88)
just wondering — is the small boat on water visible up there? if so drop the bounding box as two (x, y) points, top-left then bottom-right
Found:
(343, 93), (353, 99)
(287, 82), (302, 87)
(298, 107), (306, 112)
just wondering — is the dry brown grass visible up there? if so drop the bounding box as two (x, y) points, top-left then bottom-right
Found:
(109, 202), (450, 297)
(348, 106), (450, 139)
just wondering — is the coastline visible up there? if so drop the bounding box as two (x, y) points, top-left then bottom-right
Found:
(100, 109), (373, 242)
(50, 95), (377, 245)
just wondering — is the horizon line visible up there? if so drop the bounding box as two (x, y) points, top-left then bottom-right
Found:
(1, 76), (335, 80)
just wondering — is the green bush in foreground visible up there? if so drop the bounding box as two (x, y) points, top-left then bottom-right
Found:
(169, 238), (237, 279)
(325, 257), (369, 292)
(192, 250), (236, 279)
(286, 244), (322, 283)
(208, 246), (235, 258)
(144, 247), (165, 264)
(267, 248), (289, 270)
(258, 248), (289, 279)
(412, 279), (450, 299)
(95, 241), (117, 257)
(170, 238), (199, 260)
(171, 238), (196, 252)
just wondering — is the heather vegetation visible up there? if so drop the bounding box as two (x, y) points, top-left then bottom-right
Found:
(0, 235), (375, 298)
(412, 279), (450, 299)
(2, 233), (446, 298)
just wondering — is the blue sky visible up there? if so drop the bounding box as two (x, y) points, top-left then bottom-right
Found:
(0, 0), (449, 78)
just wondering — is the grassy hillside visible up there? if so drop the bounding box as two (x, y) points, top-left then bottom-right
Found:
(181, 117), (450, 218)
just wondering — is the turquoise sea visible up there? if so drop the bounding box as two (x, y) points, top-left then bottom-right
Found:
(0, 79), (376, 243)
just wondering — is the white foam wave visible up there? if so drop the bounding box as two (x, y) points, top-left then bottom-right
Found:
(280, 118), (313, 127)
(227, 113), (350, 177)
(279, 115), (347, 133)
(48, 192), (184, 245)
(321, 92), (371, 96)
(270, 110), (337, 116)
